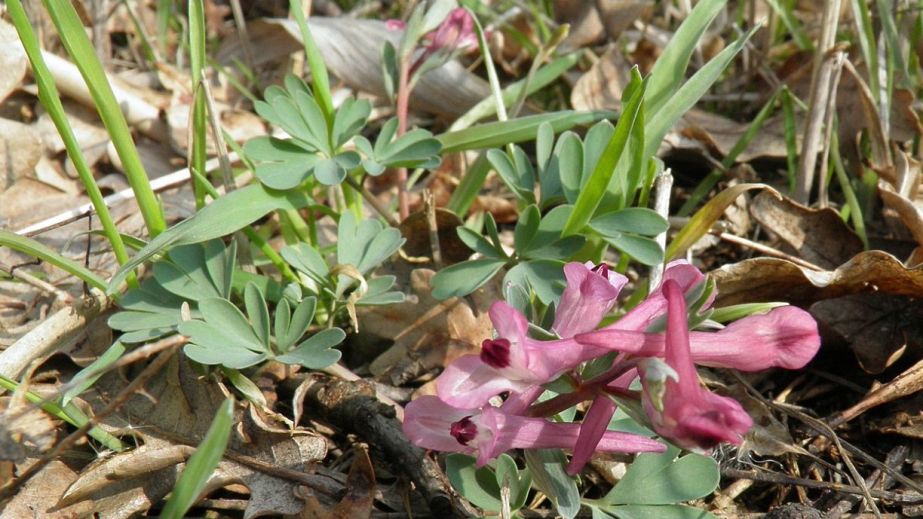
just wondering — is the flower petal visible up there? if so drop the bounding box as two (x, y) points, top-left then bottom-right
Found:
(566, 396), (618, 475)
(436, 355), (531, 408)
(402, 395), (473, 452)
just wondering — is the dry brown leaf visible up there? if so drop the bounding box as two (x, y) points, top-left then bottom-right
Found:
(217, 18), (490, 119)
(398, 208), (471, 265)
(812, 294), (923, 374)
(571, 46), (629, 112)
(0, 397), (57, 462)
(2, 461), (96, 518)
(711, 250), (923, 306)
(0, 19), (27, 104)
(555, 1), (605, 52)
(750, 191), (864, 269)
(676, 109), (792, 162)
(0, 118), (43, 191)
(364, 269), (497, 386)
(0, 178), (86, 230)
(297, 446), (376, 519)
(879, 150), (923, 247)
(598, 0), (654, 40)
(73, 355), (327, 518)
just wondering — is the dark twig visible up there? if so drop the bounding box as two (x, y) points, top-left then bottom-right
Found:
(721, 467), (923, 504)
(289, 375), (479, 518)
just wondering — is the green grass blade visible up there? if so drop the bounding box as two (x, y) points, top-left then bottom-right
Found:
(850, 0), (880, 101)
(160, 398), (234, 519)
(563, 72), (647, 236)
(188, 0), (209, 208)
(764, 0), (813, 50)
(289, 0), (335, 124)
(42, 0), (166, 237)
(438, 111), (613, 153)
(0, 375), (125, 452)
(645, 26), (759, 160)
(7, 0), (131, 275)
(645, 0), (728, 116)
(831, 132), (869, 249)
(0, 231), (107, 291)
(781, 87), (799, 194)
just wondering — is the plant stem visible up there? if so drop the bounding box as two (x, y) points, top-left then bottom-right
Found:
(394, 55), (413, 221)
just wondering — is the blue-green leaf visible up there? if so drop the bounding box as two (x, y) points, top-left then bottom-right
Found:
(431, 259), (507, 300)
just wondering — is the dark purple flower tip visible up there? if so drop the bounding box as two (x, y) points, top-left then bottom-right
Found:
(449, 416), (478, 445)
(480, 338), (512, 368)
(592, 263), (610, 278)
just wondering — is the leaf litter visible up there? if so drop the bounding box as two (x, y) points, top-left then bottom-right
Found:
(2, 1), (923, 518)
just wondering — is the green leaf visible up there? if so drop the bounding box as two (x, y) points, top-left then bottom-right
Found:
(109, 184), (314, 291)
(357, 276), (404, 306)
(645, 0), (728, 116)
(278, 297), (317, 352)
(276, 328), (345, 369)
(564, 72), (647, 236)
(331, 97), (371, 148)
(554, 131), (584, 205)
(513, 204), (541, 252)
(358, 119), (442, 174)
(438, 110), (613, 153)
(221, 367), (267, 407)
(495, 453), (532, 511)
(281, 243), (330, 284)
(605, 449), (719, 505)
(524, 449), (580, 519)
(160, 398), (234, 519)
(244, 136), (319, 190)
(457, 227), (505, 259)
(591, 208), (669, 237)
(314, 158), (346, 185)
(445, 454), (502, 511)
(431, 259), (507, 300)
(337, 213), (405, 275)
(244, 283), (270, 347)
(603, 234), (663, 267)
(505, 259), (565, 305)
(487, 147), (534, 201)
(594, 504), (719, 519)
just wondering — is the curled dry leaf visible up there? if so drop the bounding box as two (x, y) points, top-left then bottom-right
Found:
(711, 250), (923, 306)
(750, 191), (864, 269)
(364, 269), (497, 387)
(879, 150), (923, 248)
(296, 445), (376, 519)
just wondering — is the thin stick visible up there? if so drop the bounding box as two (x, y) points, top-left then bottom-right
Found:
(715, 232), (824, 271)
(650, 169), (673, 289)
(816, 51), (847, 209)
(344, 176), (400, 227)
(721, 468), (922, 503)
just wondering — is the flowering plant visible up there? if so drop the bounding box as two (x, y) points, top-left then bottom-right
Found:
(403, 260), (820, 514)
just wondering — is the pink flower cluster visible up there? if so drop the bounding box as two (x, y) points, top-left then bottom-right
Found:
(387, 8), (478, 72)
(403, 261), (821, 473)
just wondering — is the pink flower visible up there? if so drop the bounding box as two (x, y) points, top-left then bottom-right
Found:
(427, 8), (477, 53)
(553, 262), (627, 338)
(437, 301), (653, 408)
(403, 396), (665, 466)
(639, 280), (753, 450)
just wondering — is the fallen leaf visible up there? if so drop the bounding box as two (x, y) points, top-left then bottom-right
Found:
(571, 46), (629, 112)
(398, 208), (471, 265)
(217, 18), (490, 119)
(297, 445), (376, 519)
(364, 269), (497, 386)
(3, 461), (96, 518)
(711, 250), (923, 306)
(73, 354), (328, 518)
(555, 1), (605, 52)
(677, 109), (793, 162)
(0, 19), (27, 104)
(811, 294), (923, 373)
(0, 118), (43, 191)
(750, 191), (864, 269)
